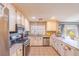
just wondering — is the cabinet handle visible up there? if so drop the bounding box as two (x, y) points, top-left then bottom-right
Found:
(64, 45), (71, 51)
(20, 49), (22, 51)
(67, 45), (71, 50)
(61, 44), (63, 46)
(64, 46), (67, 51)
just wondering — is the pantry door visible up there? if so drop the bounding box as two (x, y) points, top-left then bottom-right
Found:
(30, 22), (46, 46)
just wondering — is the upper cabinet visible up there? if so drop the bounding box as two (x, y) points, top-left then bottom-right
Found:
(7, 5), (17, 32)
(24, 18), (30, 31)
(16, 11), (25, 26)
(46, 20), (59, 32)
(21, 15), (25, 26)
(16, 11), (22, 25)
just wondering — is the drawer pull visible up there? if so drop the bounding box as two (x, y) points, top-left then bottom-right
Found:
(61, 44), (63, 46)
(64, 45), (71, 51)
(64, 46), (67, 51)
(67, 46), (71, 50)
(20, 49), (22, 51)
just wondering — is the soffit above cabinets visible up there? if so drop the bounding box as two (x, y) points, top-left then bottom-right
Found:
(13, 3), (79, 22)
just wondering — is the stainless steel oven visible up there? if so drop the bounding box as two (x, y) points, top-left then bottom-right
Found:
(23, 39), (30, 56)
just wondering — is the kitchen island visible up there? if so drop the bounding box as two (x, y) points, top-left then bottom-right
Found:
(50, 36), (79, 56)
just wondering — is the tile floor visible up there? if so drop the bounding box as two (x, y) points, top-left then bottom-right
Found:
(28, 46), (59, 56)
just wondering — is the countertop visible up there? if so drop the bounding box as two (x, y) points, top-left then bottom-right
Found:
(52, 36), (79, 49)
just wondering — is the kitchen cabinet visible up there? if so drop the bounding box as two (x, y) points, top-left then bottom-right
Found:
(29, 36), (43, 46)
(9, 5), (17, 32)
(63, 44), (74, 56)
(16, 11), (26, 30)
(10, 43), (23, 56)
(21, 15), (25, 26)
(25, 18), (30, 31)
(16, 11), (22, 25)
(74, 48), (79, 56)
(50, 37), (79, 56)
(46, 20), (59, 32)
(59, 41), (65, 56)
(16, 47), (23, 56)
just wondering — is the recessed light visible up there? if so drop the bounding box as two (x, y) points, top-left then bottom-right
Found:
(32, 16), (36, 19)
(50, 16), (56, 19)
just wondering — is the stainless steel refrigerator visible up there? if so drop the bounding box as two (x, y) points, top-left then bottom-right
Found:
(0, 6), (9, 56)
(0, 16), (9, 56)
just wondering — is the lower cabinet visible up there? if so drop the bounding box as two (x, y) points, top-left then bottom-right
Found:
(16, 47), (23, 56)
(57, 41), (65, 56)
(63, 44), (74, 56)
(29, 36), (43, 46)
(74, 48), (79, 56)
(50, 37), (79, 56)
(10, 43), (23, 56)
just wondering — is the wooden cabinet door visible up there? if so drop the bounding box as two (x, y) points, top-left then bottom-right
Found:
(29, 36), (43, 46)
(64, 44), (74, 56)
(9, 6), (16, 32)
(16, 44), (23, 56)
(59, 41), (65, 56)
(74, 48), (79, 56)
(16, 48), (22, 56)
(47, 20), (58, 31)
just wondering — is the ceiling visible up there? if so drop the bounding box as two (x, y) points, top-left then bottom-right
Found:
(14, 3), (79, 22)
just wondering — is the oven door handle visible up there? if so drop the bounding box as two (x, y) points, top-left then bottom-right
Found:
(24, 43), (30, 46)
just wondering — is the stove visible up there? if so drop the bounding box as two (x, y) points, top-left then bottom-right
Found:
(23, 39), (30, 56)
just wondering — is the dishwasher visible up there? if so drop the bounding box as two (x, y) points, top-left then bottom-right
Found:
(43, 36), (50, 46)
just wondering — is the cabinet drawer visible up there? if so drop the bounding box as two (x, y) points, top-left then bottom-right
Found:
(64, 44), (74, 56)
(16, 48), (23, 56)
(11, 52), (17, 56)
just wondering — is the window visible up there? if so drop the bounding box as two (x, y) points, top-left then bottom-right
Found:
(30, 22), (46, 35)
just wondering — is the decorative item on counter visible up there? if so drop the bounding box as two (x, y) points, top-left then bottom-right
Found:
(46, 31), (54, 36)
(69, 31), (75, 40)
(56, 30), (61, 37)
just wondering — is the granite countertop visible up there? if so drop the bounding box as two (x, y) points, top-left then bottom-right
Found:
(55, 37), (79, 49)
